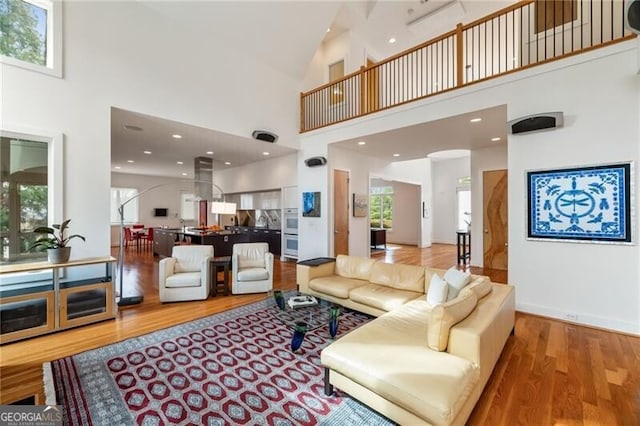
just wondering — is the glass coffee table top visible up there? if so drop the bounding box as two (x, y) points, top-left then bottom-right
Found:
(267, 291), (340, 333)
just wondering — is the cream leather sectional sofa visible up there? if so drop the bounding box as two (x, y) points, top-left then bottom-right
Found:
(296, 255), (515, 426)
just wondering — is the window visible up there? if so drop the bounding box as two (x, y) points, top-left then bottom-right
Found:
(328, 59), (345, 105)
(370, 184), (393, 229)
(1, 128), (61, 263)
(180, 192), (196, 221)
(111, 188), (138, 224)
(457, 188), (471, 231)
(0, 0), (62, 77)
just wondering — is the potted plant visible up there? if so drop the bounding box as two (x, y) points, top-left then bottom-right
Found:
(29, 219), (86, 264)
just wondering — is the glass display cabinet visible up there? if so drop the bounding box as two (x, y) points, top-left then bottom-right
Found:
(0, 256), (116, 344)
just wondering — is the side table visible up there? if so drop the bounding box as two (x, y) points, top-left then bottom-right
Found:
(210, 256), (231, 297)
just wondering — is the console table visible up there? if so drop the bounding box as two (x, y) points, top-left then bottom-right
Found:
(370, 229), (387, 249)
(0, 256), (116, 344)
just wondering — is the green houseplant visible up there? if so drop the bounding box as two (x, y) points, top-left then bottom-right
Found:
(29, 219), (86, 264)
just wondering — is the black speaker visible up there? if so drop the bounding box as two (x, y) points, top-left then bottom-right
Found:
(507, 112), (563, 134)
(626, 0), (640, 34)
(252, 130), (278, 143)
(304, 156), (327, 167)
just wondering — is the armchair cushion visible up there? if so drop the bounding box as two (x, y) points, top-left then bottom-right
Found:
(237, 268), (270, 281)
(166, 272), (203, 288)
(174, 246), (213, 273)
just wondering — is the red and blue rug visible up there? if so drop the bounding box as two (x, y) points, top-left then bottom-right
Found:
(45, 297), (393, 425)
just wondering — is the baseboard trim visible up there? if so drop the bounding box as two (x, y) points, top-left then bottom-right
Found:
(516, 302), (639, 336)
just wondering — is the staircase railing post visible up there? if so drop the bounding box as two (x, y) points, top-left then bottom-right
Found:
(456, 23), (464, 87)
(359, 66), (366, 115)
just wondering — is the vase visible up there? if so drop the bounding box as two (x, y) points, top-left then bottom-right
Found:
(47, 247), (71, 264)
(328, 305), (340, 338)
(290, 321), (307, 352)
(273, 290), (286, 311)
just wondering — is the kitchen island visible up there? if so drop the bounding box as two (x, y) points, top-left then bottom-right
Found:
(154, 227), (281, 258)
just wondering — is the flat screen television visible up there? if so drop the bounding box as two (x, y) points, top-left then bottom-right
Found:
(154, 208), (168, 217)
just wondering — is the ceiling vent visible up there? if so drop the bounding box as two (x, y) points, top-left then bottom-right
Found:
(252, 130), (278, 143)
(406, 1), (465, 39)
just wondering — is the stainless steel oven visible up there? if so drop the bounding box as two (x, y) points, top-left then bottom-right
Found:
(283, 233), (298, 258)
(283, 208), (298, 235)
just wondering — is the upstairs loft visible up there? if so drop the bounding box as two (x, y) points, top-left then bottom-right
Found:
(300, 0), (637, 133)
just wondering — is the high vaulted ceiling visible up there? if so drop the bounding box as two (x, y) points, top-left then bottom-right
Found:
(113, 1), (517, 178)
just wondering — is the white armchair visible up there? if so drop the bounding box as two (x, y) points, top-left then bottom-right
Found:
(159, 245), (213, 302)
(231, 242), (274, 294)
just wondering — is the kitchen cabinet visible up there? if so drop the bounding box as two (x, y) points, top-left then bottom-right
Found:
(250, 229), (281, 255)
(154, 228), (177, 258)
(240, 194), (254, 210)
(283, 186), (298, 209)
(0, 257), (116, 344)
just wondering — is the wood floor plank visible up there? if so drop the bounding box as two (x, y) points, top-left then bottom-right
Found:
(1, 243), (638, 426)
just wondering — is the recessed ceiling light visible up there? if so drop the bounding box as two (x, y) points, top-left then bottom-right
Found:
(393, 153), (400, 157)
(143, 150), (152, 154)
(114, 166), (121, 169)
(491, 137), (501, 142)
(206, 151), (213, 155)
(176, 161), (184, 165)
(389, 37), (396, 44)
(263, 152), (270, 156)
(357, 141), (366, 145)
(172, 134), (182, 139)
(224, 161), (231, 165)
(124, 125), (143, 132)
(181, 173), (187, 176)
(127, 160), (134, 163)
(470, 118), (482, 123)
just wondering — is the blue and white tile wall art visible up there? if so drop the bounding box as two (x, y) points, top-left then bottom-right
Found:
(527, 163), (632, 243)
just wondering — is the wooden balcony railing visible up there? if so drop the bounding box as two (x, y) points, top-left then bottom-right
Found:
(300, 0), (636, 133)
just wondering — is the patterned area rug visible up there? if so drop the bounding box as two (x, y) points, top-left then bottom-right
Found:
(45, 297), (394, 425)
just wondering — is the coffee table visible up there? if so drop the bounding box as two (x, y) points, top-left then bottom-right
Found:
(267, 292), (341, 351)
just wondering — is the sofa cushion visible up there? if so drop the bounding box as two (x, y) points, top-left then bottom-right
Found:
(350, 284), (422, 311)
(464, 277), (492, 300)
(309, 276), (367, 299)
(322, 299), (479, 425)
(369, 262), (425, 293)
(427, 290), (478, 351)
(165, 272), (202, 288)
(335, 255), (376, 281)
(426, 274), (449, 306)
(443, 267), (471, 301)
(237, 267), (269, 281)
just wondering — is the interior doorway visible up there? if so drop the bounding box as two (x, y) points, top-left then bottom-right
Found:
(333, 169), (349, 256)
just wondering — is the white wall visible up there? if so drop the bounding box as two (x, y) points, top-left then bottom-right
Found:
(432, 157), (471, 244)
(214, 153), (298, 194)
(470, 144), (508, 265)
(299, 40), (639, 334)
(110, 173), (193, 246)
(2, 1), (303, 260)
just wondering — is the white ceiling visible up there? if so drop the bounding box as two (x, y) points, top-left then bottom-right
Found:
(111, 108), (297, 179)
(333, 105), (508, 161)
(111, 1), (515, 178)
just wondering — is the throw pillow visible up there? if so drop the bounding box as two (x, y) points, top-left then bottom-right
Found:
(443, 267), (471, 301)
(427, 290), (478, 351)
(426, 274), (449, 306)
(465, 278), (493, 299)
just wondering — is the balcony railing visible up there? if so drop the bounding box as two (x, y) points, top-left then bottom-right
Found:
(300, 0), (636, 133)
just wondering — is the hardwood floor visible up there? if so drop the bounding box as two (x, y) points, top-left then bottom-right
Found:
(1, 244), (638, 425)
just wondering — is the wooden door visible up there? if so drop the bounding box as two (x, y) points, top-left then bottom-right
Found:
(334, 170), (349, 256)
(483, 169), (508, 270)
(365, 58), (379, 113)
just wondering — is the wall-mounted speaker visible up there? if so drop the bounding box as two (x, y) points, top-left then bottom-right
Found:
(626, 0), (640, 34)
(252, 130), (278, 143)
(507, 112), (564, 134)
(304, 156), (327, 167)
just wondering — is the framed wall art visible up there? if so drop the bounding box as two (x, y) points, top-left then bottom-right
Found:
(302, 191), (321, 217)
(353, 194), (368, 217)
(527, 163), (632, 243)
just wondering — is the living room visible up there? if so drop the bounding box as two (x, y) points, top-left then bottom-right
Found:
(1, 0), (639, 424)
